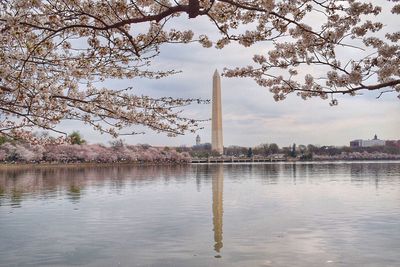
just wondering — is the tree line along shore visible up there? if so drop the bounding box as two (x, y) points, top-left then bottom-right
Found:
(0, 137), (191, 165)
(189, 142), (400, 161)
(1, 133), (399, 165)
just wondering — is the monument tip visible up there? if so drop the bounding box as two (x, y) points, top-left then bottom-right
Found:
(213, 69), (219, 77)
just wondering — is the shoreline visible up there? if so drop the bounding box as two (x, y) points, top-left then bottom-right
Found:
(0, 158), (399, 169)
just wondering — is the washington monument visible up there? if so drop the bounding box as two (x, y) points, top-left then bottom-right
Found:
(212, 70), (223, 154)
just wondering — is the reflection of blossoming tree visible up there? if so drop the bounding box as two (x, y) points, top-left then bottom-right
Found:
(0, 165), (194, 203)
(1, 1), (398, 141)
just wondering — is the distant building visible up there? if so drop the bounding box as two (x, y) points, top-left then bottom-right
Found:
(350, 140), (362, 147)
(350, 134), (386, 148)
(196, 135), (201, 146)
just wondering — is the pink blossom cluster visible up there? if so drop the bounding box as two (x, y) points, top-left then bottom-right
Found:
(0, 143), (191, 164)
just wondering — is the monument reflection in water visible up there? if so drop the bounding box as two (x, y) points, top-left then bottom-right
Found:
(212, 165), (224, 255)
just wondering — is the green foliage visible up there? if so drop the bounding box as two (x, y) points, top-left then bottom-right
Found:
(211, 150), (222, 157)
(68, 131), (86, 145)
(191, 143), (212, 158)
(300, 152), (313, 160)
(0, 135), (9, 145)
(190, 150), (211, 158)
(247, 147), (253, 158)
(290, 143), (297, 157)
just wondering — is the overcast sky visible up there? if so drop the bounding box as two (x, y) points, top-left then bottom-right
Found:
(59, 7), (400, 148)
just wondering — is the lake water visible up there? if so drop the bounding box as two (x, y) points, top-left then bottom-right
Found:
(0, 161), (399, 267)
